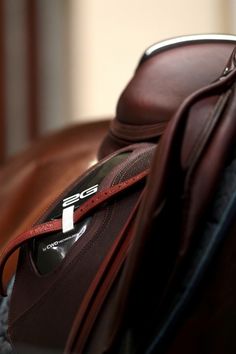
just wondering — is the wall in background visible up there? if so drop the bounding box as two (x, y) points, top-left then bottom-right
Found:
(0, 0), (70, 160)
(68, 0), (232, 122)
(0, 0), (235, 161)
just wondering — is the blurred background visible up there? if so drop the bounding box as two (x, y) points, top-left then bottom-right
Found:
(0, 0), (235, 162)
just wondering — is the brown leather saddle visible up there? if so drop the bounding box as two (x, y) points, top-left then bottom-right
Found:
(1, 34), (236, 354)
(99, 34), (236, 156)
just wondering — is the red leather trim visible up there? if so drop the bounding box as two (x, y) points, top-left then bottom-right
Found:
(0, 169), (149, 296)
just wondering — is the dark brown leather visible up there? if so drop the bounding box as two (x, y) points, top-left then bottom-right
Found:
(0, 143), (155, 353)
(165, 216), (236, 354)
(0, 120), (110, 286)
(102, 47), (236, 354)
(99, 34), (236, 157)
(2, 39), (236, 354)
(57, 48), (236, 354)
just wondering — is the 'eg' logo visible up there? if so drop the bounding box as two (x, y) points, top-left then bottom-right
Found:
(62, 184), (99, 208)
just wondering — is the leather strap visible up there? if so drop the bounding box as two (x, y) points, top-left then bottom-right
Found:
(102, 47), (236, 352)
(64, 190), (144, 353)
(0, 169), (149, 296)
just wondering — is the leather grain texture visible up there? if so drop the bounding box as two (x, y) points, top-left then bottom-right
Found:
(0, 143), (155, 354)
(99, 36), (236, 157)
(103, 47), (236, 354)
(2, 37), (236, 354)
(0, 120), (110, 287)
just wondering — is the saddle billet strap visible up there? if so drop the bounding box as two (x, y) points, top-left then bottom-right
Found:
(0, 169), (149, 297)
(64, 190), (144, 354)
(106, 48), (236, 352)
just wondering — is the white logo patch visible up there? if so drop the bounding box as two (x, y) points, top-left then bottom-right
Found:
(62, 184), (99, 233)
(62, 184), (99, 208)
